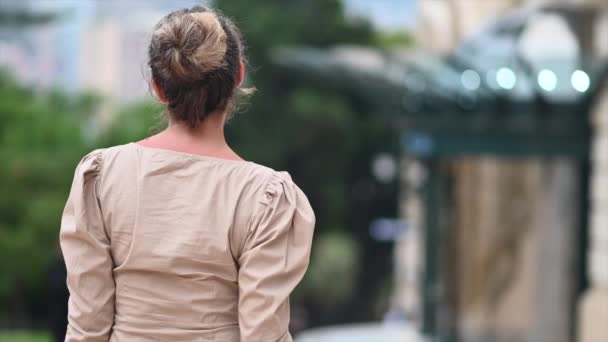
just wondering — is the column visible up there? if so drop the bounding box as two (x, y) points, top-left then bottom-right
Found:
(578, 84), (608, 342)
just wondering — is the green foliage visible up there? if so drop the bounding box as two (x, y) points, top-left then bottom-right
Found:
(375, 30), (415, 48)
(302, 231), (360, 309)
(217, 0), (375, 52)
(0, 331), (50, 342)
(0, 9), (56, 26)
(0, 71), (95, 310)
(96, 101), (165, 147)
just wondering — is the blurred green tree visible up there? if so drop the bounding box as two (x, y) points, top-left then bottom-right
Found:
(0, 8), (56, 26)
(0, 72), (99, 325)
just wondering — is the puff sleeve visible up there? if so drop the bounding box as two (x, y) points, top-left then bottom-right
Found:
(238, 172), (315, 342)
(60, 150), (115, 341)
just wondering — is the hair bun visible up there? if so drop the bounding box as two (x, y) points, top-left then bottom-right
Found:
(148, 6), (250, 128)
(153, 11), (227, 82)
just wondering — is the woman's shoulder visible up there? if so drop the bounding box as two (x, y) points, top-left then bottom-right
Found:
(211, 159), (309, 209)
(76, 143), (128, 163)
(250, 166), (312, 213)
(71, 144), (139, 185)
(233, 160), (299, 188)
(73, 148), (107, 174)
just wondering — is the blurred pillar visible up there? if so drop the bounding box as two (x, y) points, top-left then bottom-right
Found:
(394, 157), (428, 327)
(578, 83), (608, 342)
(578, 3), (608, 341)
(530, 160), (580, 342)
(450, 158), (579, 342)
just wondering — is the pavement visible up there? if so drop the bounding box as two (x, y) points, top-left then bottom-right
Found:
(295, 322), (427, 342)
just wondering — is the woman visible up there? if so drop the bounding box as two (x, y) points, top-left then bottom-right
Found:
(60, 6), (315, 342)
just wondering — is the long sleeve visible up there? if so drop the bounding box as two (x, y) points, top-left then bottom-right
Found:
(238, 172), (315, 342)
(60, 150), (115, 342)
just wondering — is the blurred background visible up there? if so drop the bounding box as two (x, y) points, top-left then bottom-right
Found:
(1, 0), (607, 341)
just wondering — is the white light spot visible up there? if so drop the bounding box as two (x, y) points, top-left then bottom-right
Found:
(372, 154), (397, 183)
(461, 69), (481, 90)
(496, 67), (517, 90)
(571, 70), (590, 93)
(538, 69), (558, 92)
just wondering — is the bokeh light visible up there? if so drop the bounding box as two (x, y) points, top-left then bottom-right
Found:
(538, 69), (558, 92)
(461, 69), (481, 90)
(496, 67), (517, 90)
(571, 70), (590, 93)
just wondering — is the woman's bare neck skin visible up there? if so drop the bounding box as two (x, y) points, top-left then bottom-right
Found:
(137, 112), (243, 161)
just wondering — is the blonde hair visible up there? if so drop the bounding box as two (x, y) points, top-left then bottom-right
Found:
(148, 6), (251, 127)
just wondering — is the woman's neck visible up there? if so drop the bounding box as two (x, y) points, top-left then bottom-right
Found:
(168, 114), (226, 145)
(138, 112), (243, 161)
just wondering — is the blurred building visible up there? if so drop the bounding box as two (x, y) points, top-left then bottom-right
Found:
(0, 0), (93, 91)
(78, 1), (205, 104)
(0, 0), (201, 98)
(417, 0), (515, 55)
(418, 0), (608, 57)
(79, 17), (155, 103)
(397, 0), (608, 341)
(0, 16), (61, 88)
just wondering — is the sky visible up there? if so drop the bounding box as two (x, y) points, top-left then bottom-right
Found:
(345, 0), (418, 30)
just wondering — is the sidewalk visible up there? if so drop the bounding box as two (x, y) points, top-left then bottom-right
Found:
(295, 322), (426, 342)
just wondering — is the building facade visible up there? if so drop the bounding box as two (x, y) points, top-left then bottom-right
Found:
(396, 0), (608, 341)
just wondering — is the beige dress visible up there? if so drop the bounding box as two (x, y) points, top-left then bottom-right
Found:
(60, 143), (315, 342)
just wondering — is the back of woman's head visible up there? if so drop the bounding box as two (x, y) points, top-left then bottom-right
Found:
(148, 6), (248, 127)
